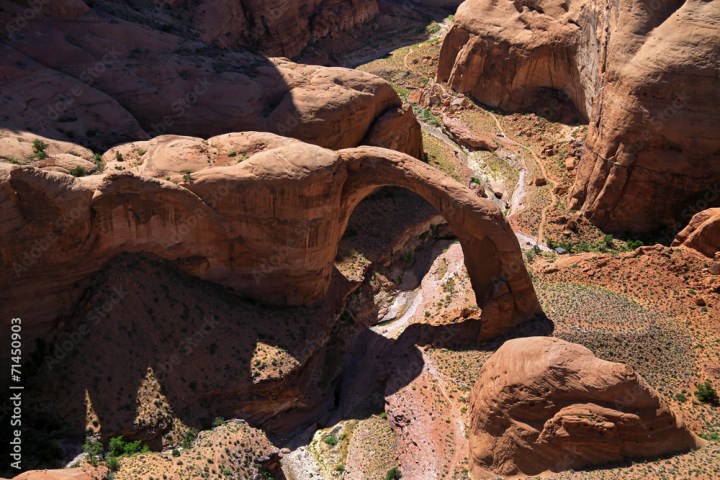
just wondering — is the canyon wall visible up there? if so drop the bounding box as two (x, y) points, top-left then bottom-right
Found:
(0, 132), (540, 346)
(0, 0), (421, 157)
(438, 0), (720, 233)
(196, 0), (380, 57)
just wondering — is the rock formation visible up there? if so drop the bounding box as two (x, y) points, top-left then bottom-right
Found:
(469, 336), (701, 477)
(673, 208), (720, 258)
(0, 1), (421, 157)
(0, 131), (539, 349)
(437, 0), (720, 232)
(195, 0), (380, 57)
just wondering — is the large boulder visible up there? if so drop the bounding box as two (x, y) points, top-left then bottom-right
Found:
(438, 0), (720, 233)
(469, 337), (701, 477)
(673, 208), (720, 258)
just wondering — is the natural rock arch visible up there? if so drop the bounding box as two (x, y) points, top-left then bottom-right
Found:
(338, 147), (541, 339)
(0, 133), (540, 344)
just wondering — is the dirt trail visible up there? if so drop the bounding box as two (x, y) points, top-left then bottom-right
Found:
(487, 111), (558, 245)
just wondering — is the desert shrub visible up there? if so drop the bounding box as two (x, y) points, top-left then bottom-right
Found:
(172, 449), (181, 457)
(69, 166), (87, 177)
(106, 456), (120, 471)
(213, 416), (225, 427)
(323, 435), (338, 446)
(385, 467), (402, 480)
(32, 138), (48, 159)
(181, 170), (193, 183)
(180, 428), (198, 449)
(82, 438), (104, 466)
(695, 381), (718, 404)
(108, 436), (148, 458)
(626, 239), (644, 250)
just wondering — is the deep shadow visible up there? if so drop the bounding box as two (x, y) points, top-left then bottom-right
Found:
(1, 248), (552, 473)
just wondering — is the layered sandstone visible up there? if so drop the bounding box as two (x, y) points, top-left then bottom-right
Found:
(673, 208), (720, 258)
(0, 1), (420, 157)
(0, 132), (539, 348)
(438, 0), (720, 232)
(469, 337), (701, 477)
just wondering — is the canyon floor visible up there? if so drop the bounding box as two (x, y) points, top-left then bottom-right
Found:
(4, 10), (718, 480)
(276, 16), (720, 480)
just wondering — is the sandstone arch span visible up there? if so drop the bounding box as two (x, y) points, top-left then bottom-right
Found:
(338, 147), (541, 339)
(0, 132), (540, 345)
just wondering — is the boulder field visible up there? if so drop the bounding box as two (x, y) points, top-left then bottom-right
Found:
(469, 337), (702, 477)
(437, 0), (720, 233)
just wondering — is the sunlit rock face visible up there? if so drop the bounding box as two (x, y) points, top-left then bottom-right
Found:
(438, 0), (720, 233)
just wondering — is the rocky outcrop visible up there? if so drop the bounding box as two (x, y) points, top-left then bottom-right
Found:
(441, 114), (497, 151)
(10, 469), (94, 480)
(469, 337), (701, 477)
(438, 0), (720, 232)
(437, 0), (598, 120)
(196, 0), (380, 57)
(673, 208), (720, 258)
(0, 132), (539, 347)
(0, 1), (421, 157)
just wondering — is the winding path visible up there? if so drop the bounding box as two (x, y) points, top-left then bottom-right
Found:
(486, 111), (558, 245)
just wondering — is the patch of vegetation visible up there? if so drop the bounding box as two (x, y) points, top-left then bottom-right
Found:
(385, 467), (403, 479)
(323, 434), (339, 446)
(180, 427), (198, 449)
(695, 381), (718, 404)
(181, 170), (193, 183)
(32, 138), (48, 159)
(69, 166), (87, 177)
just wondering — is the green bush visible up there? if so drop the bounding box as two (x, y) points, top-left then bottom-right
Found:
(323, 435), (338, 446)
(106, 456), (120, 471)
(180, 428), (198, 449)
(213, 416), (225, 427)
(108, 436), (148, 458)
(674, 392), (687, 402)
(32, 138), (48, 159)
(385, 467), (402, 480)
(82, 438), (104, 466)
(172, 449), (181, 457)
(69, 166), (87, 177)
(695, 381), (718, 404)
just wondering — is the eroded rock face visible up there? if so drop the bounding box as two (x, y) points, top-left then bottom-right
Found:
(196, 0), (380, 56)
(673, 208), (720, 258)
(0, 132), (539, 347)
(0, 1), (420, 157)
(469, 337), (701, 477)
(438, 0), (720, 232)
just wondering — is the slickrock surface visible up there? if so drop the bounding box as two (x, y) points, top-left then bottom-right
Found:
(0, 1), (421, 157)
(437, 0), (720, 232)
(673, 208), (720, 258)
(0, 131), (539, 350)
(469, 336), (702, 477)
